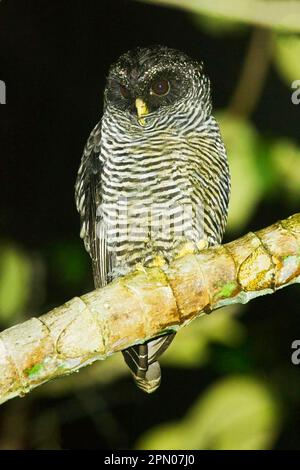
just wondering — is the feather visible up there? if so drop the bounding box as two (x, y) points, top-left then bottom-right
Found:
(75, 121), (112, 289)
(75, 46), (230, 393)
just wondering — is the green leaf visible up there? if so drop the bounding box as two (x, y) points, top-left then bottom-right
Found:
(139, 0), (300, 33)
(217, 113), (264, 232)
(0, 244), (32, 322)
(136, 376), (281, 450)
(162, 306), (244, 368)
(274, 34), (300, 85)
(270, 138), (300, 201)
(190, 13), (246, 36)
(48, 240), (89, 287)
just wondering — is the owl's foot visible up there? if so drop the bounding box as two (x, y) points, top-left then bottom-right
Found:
(196, 239), (209, 251)
(175, 241), (196, 259)
(148, 255), (167, 268)
(135, 255), (167, 272)
(135, 262), (148, 273)
(175, 239), (208, 259)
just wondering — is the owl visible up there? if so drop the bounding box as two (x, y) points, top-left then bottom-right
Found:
(75, 46), (230, 393)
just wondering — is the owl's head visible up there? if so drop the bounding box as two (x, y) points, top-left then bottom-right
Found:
(105, 45), (211, 125)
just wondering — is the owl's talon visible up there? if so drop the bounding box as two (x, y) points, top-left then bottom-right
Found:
(175, 242), (196, 259)
(175, 239), (209, 259)
(148, 255), (167, 268)
(135, 262), (147, 273)
(197, 239), (209, 251)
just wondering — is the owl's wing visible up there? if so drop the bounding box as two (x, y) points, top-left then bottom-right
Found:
(75, 121), (111, 288)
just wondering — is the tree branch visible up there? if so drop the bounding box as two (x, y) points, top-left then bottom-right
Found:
(0, 213), (299, 404)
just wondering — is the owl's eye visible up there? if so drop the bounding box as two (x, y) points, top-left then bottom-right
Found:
(120, 85), (130, 98)
(151, 79), (170, 96)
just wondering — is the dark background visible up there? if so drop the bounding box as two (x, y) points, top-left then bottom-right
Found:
(0, 0), (299, 450)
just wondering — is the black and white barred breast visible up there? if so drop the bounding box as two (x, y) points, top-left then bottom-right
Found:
(76, 110), (229, 286)
(99, 108), (229, 279)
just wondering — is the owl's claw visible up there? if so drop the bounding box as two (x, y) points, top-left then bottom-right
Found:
(196, 239), (209, 251)
(175, 239), (208, 259)
(175, 241), (196, 259)
(135, 262), (148, 273)
(148, 255), (167, 268)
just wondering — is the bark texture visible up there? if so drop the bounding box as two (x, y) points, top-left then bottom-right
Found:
(0, 213), (299, 404)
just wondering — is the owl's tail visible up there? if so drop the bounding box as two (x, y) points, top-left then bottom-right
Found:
(133, 361), (162, 394)
(122, 333), (175, 394)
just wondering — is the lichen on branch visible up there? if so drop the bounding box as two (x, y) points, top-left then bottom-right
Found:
(0, 213), (299, 405)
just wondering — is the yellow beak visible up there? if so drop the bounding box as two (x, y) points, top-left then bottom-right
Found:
(135, 98), (149, 125)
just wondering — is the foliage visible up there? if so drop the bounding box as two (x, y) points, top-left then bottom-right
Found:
(140, 0), (300, 32)
(274, 34), (300, 85)
(0, 0), (300, 451)
(137, 376), (280, 450)
(0, 244), (32, 323)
